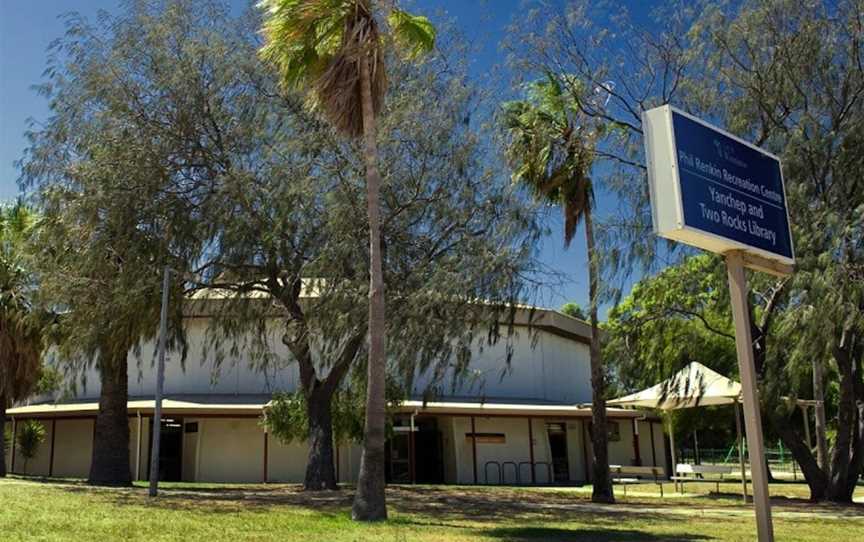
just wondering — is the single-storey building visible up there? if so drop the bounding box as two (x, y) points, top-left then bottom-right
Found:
(4, 305), (667, 485)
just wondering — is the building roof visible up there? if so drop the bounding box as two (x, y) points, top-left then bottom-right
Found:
(186, 285), (594, 344)
(8, 395), (646, 419)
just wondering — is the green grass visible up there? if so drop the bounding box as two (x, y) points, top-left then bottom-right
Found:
(1, 477), (862, 541)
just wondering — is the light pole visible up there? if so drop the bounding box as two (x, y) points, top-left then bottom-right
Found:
(149, 266), (171, 497)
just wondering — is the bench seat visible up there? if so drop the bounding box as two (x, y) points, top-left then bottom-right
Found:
(610, 465), (667, 497)
(673, 464), (734, 494)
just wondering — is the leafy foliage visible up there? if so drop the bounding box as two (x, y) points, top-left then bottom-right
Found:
(16, 420), (46, 472)
(559, 302), (586, 321)
(604, 255), (736, 391)
(513, 0), (864, 502)
(502, 76), (599, 247)
(20, 0), (240, 385)
(263, 374), (403, 445)
(0, 203), (47, 407)
(258, 0), (435, 136)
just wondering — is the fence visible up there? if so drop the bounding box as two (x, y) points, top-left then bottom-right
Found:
(680, 444), (804, 480)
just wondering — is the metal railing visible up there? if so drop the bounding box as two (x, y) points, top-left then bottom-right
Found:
(680, 445), (805, 480)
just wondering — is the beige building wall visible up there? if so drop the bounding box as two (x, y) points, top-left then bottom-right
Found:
(450, 416), (557, 485)
(636, 420), (666, 470)
(437, 416), (458, 483)
(607, 418), (636, 466)
(52, 418), (94, 478)
(412, 329), (592, 405)
(267, 435), (309, 483)
(182, 419), (199, 482)
(335, 441), (361, 483)
(130, 415), (150, 481)
(198, 418), (265, 483)
(565, 420), (587, 482)
(651, 421), (668, 472)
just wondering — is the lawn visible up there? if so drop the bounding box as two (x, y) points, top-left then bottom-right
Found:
(1, 477), (862, 541)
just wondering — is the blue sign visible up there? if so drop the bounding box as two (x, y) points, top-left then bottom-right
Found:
(671, 111), (793, 260)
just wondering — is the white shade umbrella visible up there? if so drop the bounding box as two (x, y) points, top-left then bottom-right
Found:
(608, 361), (747, 501)
(608, 361), (741, 409)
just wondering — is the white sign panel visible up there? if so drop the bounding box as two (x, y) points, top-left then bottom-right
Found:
(643, 105), (794, 266)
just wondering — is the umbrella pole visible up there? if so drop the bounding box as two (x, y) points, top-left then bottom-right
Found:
(735, 399), (747, 503)
(668, 417), (677, 490)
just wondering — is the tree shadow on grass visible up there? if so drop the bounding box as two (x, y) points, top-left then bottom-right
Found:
(482, 526), (712, 541)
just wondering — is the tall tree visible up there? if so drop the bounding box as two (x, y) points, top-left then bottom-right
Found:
(512, 0), (864, 503)
(258, 0), (435, 520)
(503, 77), (614, 503)
(20, 1), (221, 485)
(0, 203), (46, 478)
(202, 15), (538, 494)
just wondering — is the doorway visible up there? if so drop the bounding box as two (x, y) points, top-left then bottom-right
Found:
(413, 417), (443, 484)
(148, 417), (184, 482)
(547, 422), (570, 483)
(385, 416), (444, 484)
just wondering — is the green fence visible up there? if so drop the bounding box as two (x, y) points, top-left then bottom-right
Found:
(680, 443), (803, 480)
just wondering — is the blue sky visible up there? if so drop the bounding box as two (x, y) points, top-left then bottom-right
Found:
(0, 0), (655, 312)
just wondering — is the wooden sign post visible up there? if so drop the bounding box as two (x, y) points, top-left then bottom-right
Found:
(643, 105), (796, 542)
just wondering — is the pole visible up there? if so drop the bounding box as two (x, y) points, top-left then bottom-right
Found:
(49, 418), (57, 477)
(800, 405), (811, 451)
(470, 416), (478, 485)
(149, 266), (171, 497)
(726, 252), (774, 541)
(527, 418), (536, 484)
(135, 412), (142, 481)
(693, 430), (700, 465)
(10, 417), (16, 473)
(668, 417), (677, 484)
(735, 400), (748, 503)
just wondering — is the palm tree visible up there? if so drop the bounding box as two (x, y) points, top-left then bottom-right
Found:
(503, 77), (615, 503)
(0, 203), (45, 477)
(258, 0), (435, 520)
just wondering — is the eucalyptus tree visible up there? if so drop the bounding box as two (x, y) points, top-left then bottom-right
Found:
(0, 203), (46, 478)
(512, 0), (864, 503)
(690, 0), (864, 503)
(258, 0), (436, 519)
(204, 23), (539, 497)
(503, 78), (614, 503)
(19, 1), (232, 485)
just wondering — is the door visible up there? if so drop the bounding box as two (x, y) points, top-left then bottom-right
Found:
(413, 417), (444, 484)
(547, 422), (570, 483)
(386, 429), (411, 483)
(149, 417), (184, 482)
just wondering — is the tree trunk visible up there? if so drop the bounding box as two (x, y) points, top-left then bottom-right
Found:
(352, 53), (388, 521)
(843, 399), (864, 501)
(813, 358), (829, 475)
(771, 411), (827, 500)
(826, 344), (855, 502)
(88, 351), (131, 486)
(305, 388), (338, 490)
(584, 208), (614, 503)
(1, 394), (6, 478)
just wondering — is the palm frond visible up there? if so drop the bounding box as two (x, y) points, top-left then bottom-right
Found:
(502, 77), (597, 248)
(387, 8), (436, 59)
(257, 0), (352, 90)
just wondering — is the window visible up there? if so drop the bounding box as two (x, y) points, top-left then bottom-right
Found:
(465, 432), (506, 444)
(608, 421), (620, 442)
